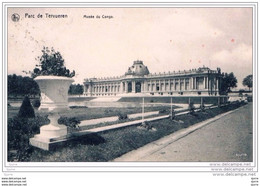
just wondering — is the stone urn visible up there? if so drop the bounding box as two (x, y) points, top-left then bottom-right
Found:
(30, 76), (74, 150)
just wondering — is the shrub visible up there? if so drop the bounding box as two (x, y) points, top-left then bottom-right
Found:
(247, 96), (253, 102)
(104, 109), (113, 114)
(139, 121), (156, 131)
(18, 96), (35, 118)
(218, 100), (222, 107)
(170, 109), (175, 120)
(69, 106), (87, 109)
(8, 116), (48, 161)
(32, 99), (41, 108)
(140, 121), (152, 129)
(159, 109), (169, 114)
(200, 103), (205, 112)
(28, 47), (75, 78)
(188, 102), (195, 114)
(58, 117), (81, 129)
(117, 112), (128, 120)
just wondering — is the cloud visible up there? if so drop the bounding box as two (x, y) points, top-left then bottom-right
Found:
(210, 43), (252, 88)
(7, 8), (253, 86)
(211, 43), (252, 68)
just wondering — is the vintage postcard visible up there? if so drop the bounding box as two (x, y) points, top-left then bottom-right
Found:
(1, 2), (258, 186)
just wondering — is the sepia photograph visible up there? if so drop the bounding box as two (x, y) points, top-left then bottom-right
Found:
(1, 2), (258, 184)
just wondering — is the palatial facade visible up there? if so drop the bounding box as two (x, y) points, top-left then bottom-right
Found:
(83, 60), (223, 96)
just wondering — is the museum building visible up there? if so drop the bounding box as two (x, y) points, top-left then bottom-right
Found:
(83, 60), (223, 96)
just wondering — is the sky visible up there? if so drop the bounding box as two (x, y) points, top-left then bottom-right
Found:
(7, 7), (253, 89)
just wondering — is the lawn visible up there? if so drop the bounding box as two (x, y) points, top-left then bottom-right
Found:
(118, 96), (228, 104)
(8, 105), (179, 120)
(8, 101), (246, 162)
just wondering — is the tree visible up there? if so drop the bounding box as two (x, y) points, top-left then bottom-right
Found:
(27, 47), (75, 78)
(18, 96), (35, 118)
(68, 84), (84, 95)
(220, 72), (238, 94)
(8, 74), (40, 97)
(242, 75), (253, 91)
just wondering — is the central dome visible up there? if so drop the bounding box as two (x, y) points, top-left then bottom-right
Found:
(125, 60), (150, 76)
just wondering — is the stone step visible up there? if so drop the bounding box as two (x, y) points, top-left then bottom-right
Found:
(89, 97), (121, 102)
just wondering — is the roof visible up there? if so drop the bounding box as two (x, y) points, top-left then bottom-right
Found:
(125, 60), (150, 76)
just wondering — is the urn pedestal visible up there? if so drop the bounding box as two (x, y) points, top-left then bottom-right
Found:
(29, 76), (74, 150)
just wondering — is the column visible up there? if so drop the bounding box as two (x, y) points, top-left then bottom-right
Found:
(205, 77), (208, 89)
(144, 81), (147, 92)
(83, 84), (87, 95)
(219, 77), (222, 92)
(212, 79), (214, 90)
(132, 81), (136, 93)
(214, 77), (217, 95)
(120, 82), (123, 93)
(208, 78), (210, 93)
(204, 76), (206, 89)
(89, 84), (93, 96)
(194, 77), (197, 90)
(179, 78), (181, 91)
(190, 77), (193, 90)
(209, 79), (212, 95)
(164, 79), (167, 92)
(125, 81), (128, 93)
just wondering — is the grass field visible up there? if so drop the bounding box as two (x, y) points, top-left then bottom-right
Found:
(14, 102), (246, 162)
(8, 95), (225, 119)
(8, 105), (179, 120)
(118, 96), (228, 104)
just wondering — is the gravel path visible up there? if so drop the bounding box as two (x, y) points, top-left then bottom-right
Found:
(137, 103), (253, 162)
